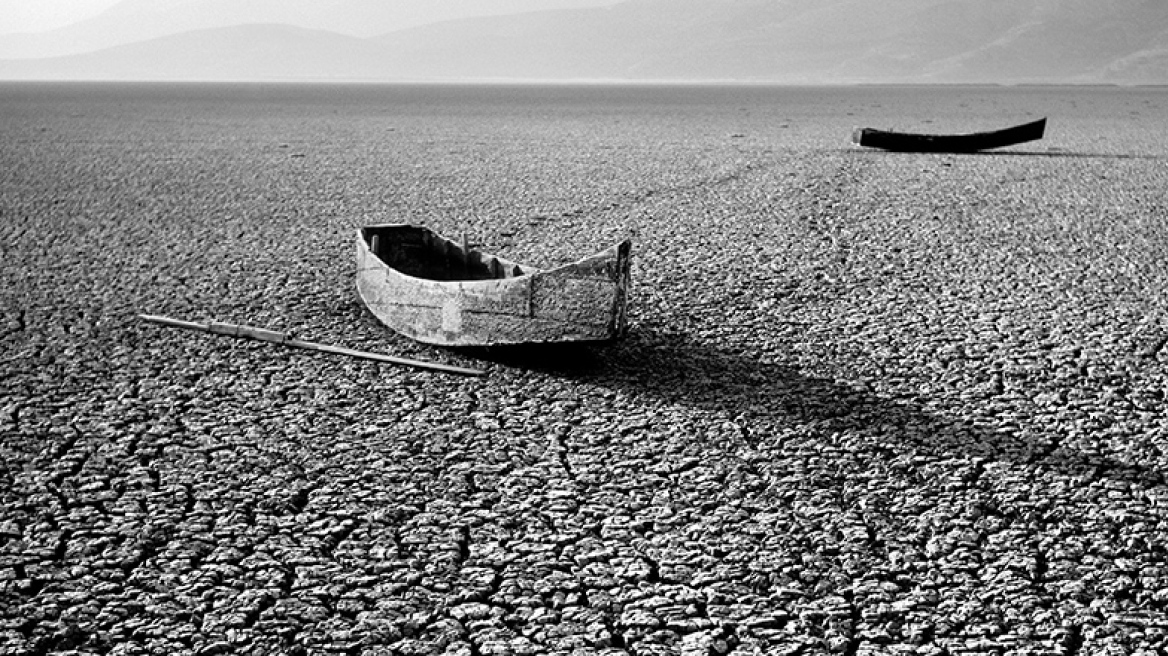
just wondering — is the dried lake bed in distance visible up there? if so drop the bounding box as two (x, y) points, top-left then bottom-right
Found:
(2, 82), (1168, 655)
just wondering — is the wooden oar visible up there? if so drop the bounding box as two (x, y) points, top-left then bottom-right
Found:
(138, 314), (485, 377)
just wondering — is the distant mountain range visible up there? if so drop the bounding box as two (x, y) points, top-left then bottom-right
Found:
(0, 0), (624, 56)
(1, 0), (1166, 84)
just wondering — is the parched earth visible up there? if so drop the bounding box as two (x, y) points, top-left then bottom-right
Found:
(2, 84), (1168, 655)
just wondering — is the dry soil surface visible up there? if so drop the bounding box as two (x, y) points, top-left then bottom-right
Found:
(2, 83), (1168, 655)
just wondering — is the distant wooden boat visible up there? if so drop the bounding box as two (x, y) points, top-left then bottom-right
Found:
(852, 117), (1046, 153)
(356, 224), (631, 347)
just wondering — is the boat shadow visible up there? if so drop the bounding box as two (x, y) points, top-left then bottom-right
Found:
(467, 327), (1166, 488)
(986, 150), (1168, 160)
(454, 341), (610, 375)
(850, 148), (1167, 160)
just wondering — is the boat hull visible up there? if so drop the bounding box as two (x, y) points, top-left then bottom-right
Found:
(356, 224), (630, 347)
(853, 118), (1046, 153)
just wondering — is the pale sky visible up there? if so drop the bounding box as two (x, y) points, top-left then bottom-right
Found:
(0, 0), (123, 33)
(0, 0), (626, 36)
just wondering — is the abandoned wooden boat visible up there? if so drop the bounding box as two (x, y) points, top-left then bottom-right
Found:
(852, 117), (1046, 153)
(356, 224), (631, 347)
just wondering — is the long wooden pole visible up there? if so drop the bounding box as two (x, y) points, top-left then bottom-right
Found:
(138, 314), (485, 377)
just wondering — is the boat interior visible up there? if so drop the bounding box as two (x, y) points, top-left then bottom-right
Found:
(363, 224), (534, 282)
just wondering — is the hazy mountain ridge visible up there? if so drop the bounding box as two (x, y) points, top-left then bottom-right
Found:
(1, 0), (1165, 83)
(0, 24), (391, 82)
(0, 0), (623, 58)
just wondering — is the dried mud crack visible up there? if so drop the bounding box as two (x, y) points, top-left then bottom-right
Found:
(4, 84), (1168, 655)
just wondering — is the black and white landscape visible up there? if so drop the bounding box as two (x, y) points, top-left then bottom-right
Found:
(3, 1), (1168, 654)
